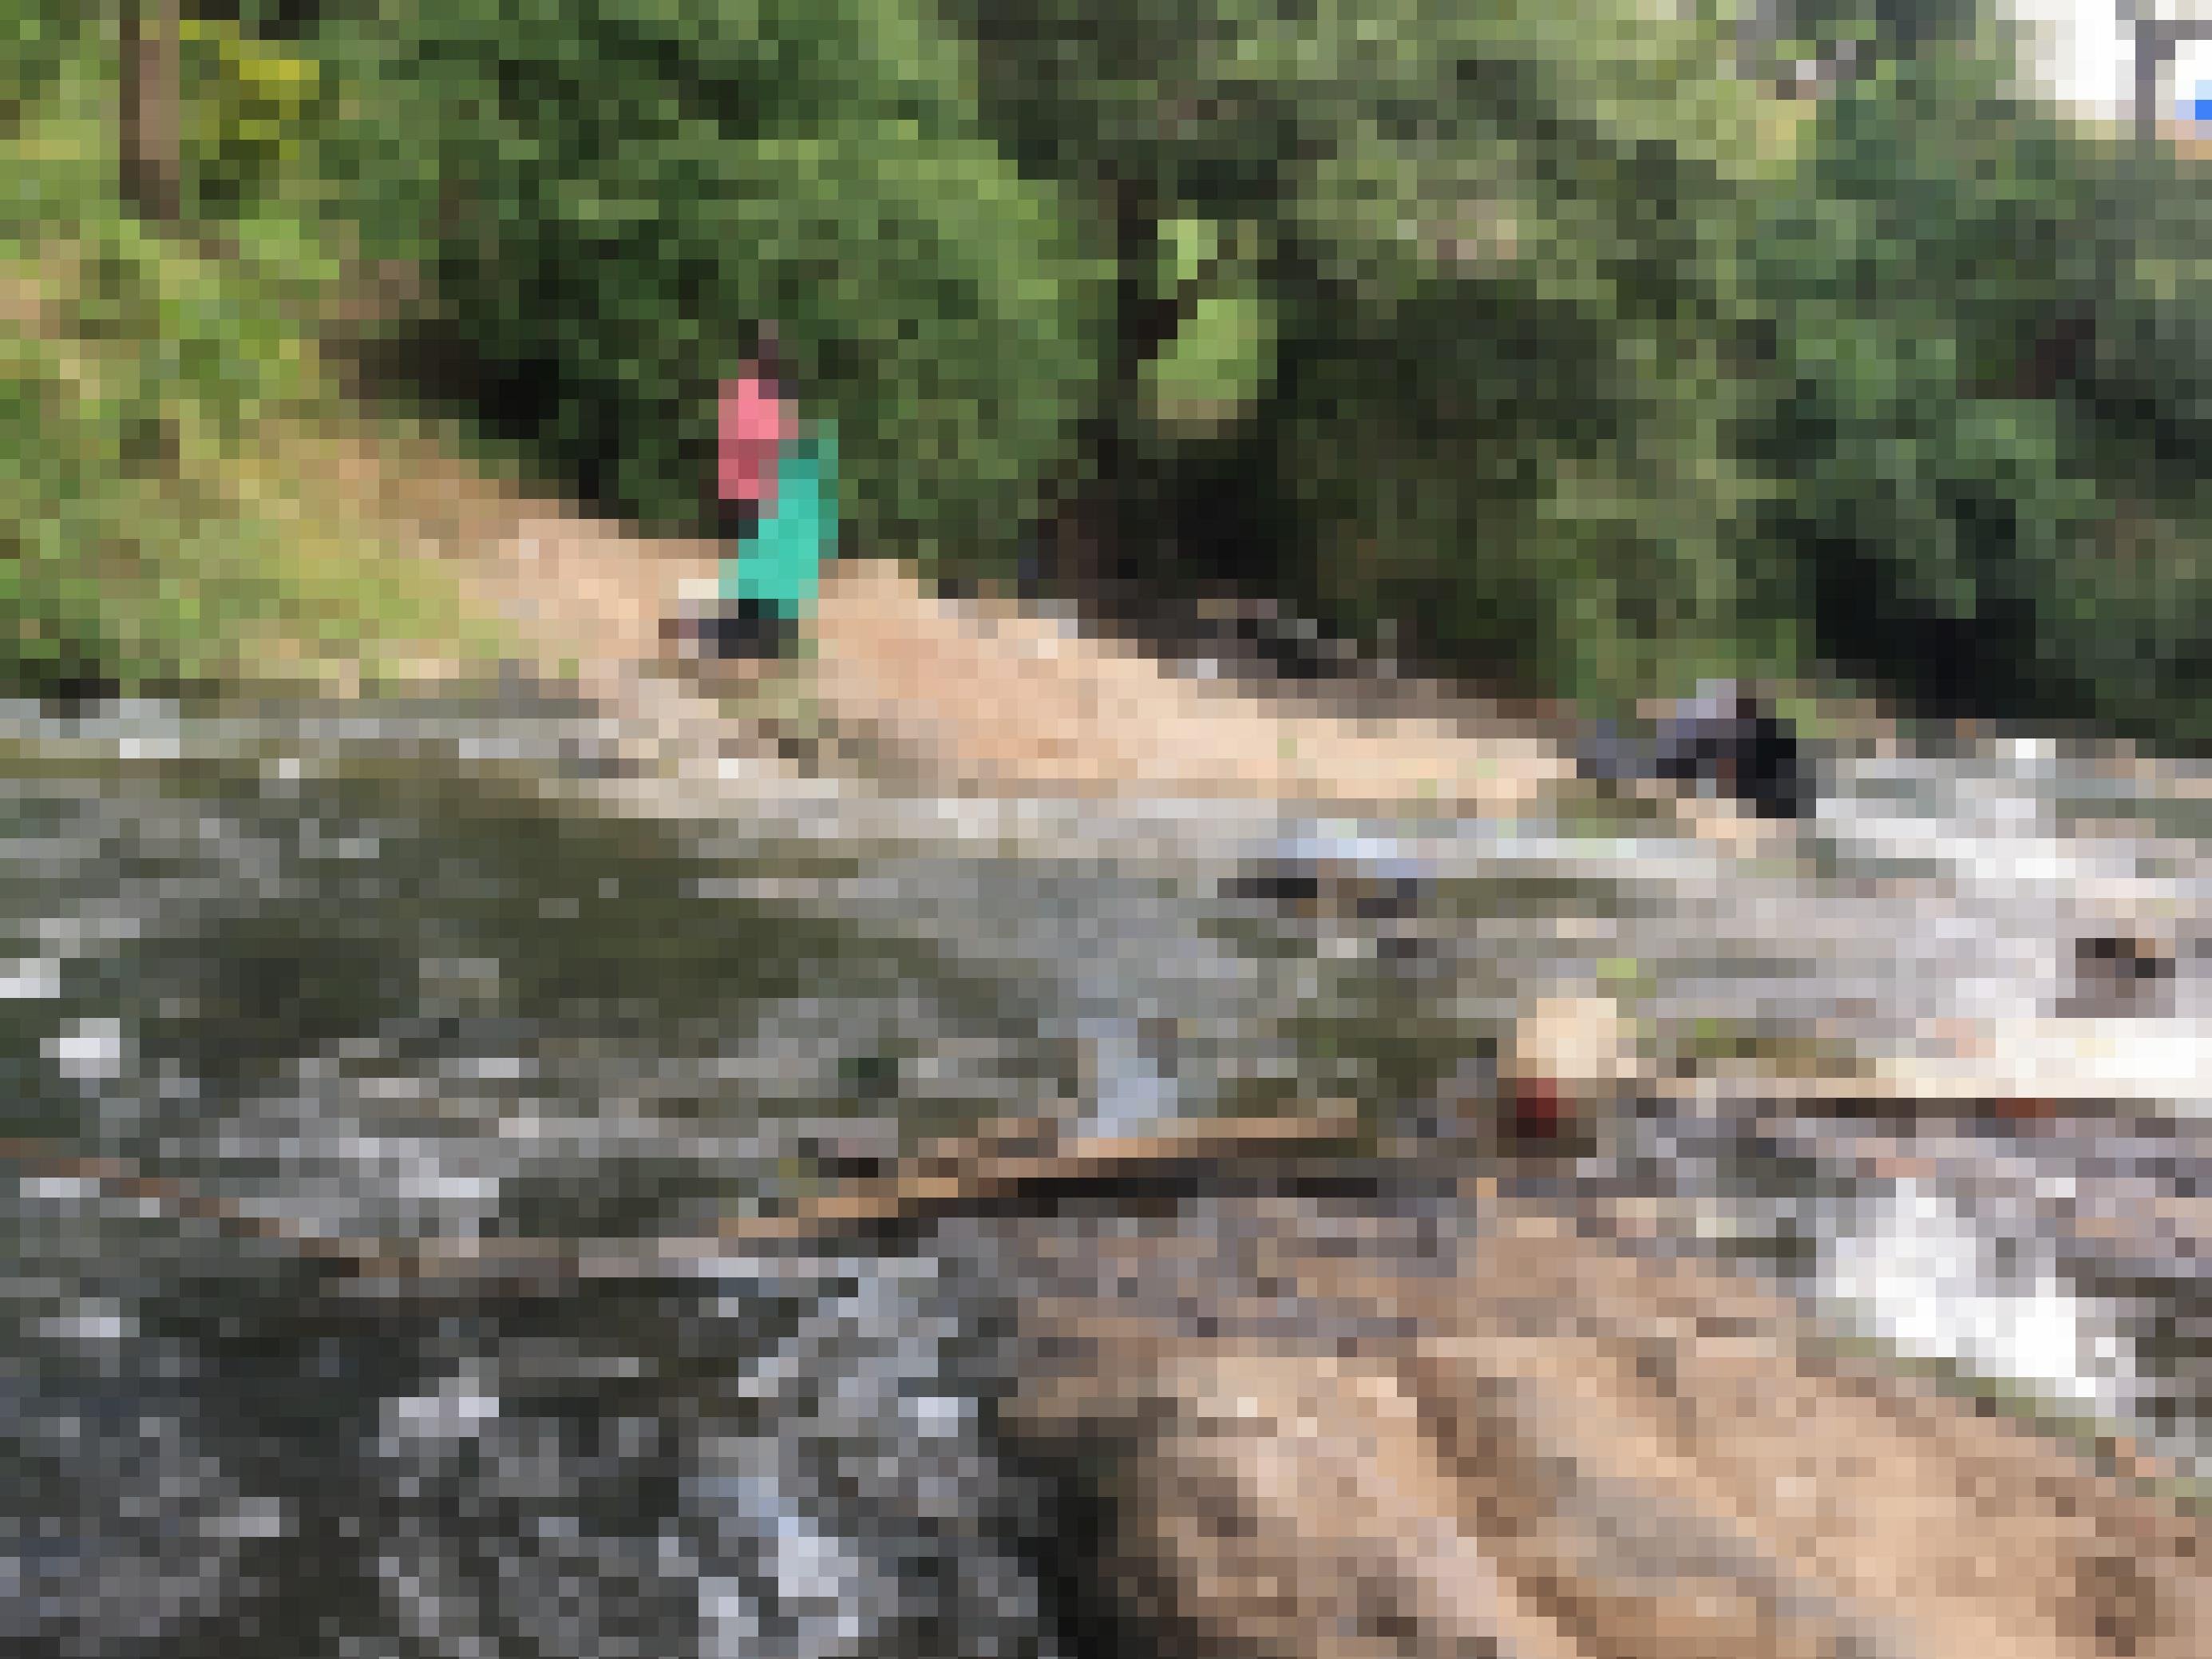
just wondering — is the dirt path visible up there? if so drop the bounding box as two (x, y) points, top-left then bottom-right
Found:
(309, 418), (1570, 814)
(805, 561), (1568, 809)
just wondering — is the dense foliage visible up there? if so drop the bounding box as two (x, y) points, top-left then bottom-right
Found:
(1750, 42), (2212, 738)
(938, 0), (2212, 725)
(942, 0), (1815, 703)
(0, 31), (453, 697)
(319, 0), (1819, 705)
(318, 0), (1107, 569)
(180, 14), (331, 215)
(12, 0), (2212, 737)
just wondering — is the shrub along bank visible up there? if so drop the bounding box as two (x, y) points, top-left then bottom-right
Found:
(11, 2), (2212, 745)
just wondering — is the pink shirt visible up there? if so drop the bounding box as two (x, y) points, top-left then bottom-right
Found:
(718, 372), (795, 508)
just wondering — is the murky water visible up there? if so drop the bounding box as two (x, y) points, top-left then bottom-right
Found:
(2, 697), (2204, 1656)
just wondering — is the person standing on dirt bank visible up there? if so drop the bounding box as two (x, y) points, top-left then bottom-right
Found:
(694, 326), (840, 662)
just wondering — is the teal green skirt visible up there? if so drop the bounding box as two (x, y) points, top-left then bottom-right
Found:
(723, 430), (838, 618)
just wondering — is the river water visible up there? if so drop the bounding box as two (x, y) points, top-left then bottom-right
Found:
(2, 695), (2205, 1657)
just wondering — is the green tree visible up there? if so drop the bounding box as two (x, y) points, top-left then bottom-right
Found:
(1751, 38), (2212, 739)
(121, 0), (185, 222)
(952, 0), (1794, 706)
(2, 26), (448, 699)
(319, 0), (1108, 572)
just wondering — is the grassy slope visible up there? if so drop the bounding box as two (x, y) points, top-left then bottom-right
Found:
(1, 49), (507, 700)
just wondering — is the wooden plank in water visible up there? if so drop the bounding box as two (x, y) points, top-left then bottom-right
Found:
(710, 1106), (1368, 1245)
(0, 1107), (1367, 1294)
(1652, 1018), (2212, 1116)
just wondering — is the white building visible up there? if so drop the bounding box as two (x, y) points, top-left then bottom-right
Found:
(2002, 0), (2212, 125)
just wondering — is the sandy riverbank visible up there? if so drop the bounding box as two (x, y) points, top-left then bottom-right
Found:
(276, 417), (1572, 816)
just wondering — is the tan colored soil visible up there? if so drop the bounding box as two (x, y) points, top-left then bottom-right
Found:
(302, 417), (1570, 813)
(807, 559), (1567, 810)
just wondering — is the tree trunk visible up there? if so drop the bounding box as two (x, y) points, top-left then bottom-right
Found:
(121, 0), (184, 224)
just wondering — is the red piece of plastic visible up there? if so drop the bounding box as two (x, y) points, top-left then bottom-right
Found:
(1510, 1078), (1569, 1140)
